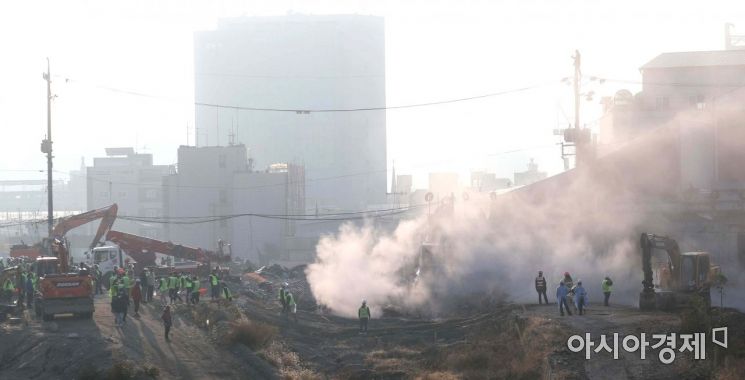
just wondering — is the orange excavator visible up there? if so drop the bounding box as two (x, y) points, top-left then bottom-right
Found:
(32, 238), (94, 320)
(91, 230), (231, 286)
(11, 203), (119, 259)
(14, 204), (117, 320)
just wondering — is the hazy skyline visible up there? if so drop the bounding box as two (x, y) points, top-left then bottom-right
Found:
(1, 0), (743, 193)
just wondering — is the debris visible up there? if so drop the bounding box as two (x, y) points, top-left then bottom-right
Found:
(67, 332), (80, 339)
(240, 263), (317, 310)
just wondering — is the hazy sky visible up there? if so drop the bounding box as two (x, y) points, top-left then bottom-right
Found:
(1, 0), (743, 191)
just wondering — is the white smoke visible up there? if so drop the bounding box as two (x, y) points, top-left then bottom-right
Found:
(307, 101), (745, 317)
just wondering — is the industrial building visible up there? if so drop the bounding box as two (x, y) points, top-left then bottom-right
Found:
(86, 148), (174, 239)
(193, 14), (387, 211)
(163, 144), (306, 264)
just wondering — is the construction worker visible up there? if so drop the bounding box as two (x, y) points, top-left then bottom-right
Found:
(190, 275), (200, 304)
(3, 276), (14, 303)
(358, 300), (371, 334)
(285, 291), (297, 323)
(173, 272), (183, 303)
(158, 276), (168, 304)
(19, 270), (27, 300)
(221, 281), (233, 301)
(556, 281), (572, 316)
(168, 272), (179, 304)
(161, 305), (173, 342)
(121, 271), (131, 293)
(109, 267), (119, 297)
(184, 275), (193, 305)
(209, 271), (220, 301)
(112, 289), (127, 327)
(25, 274), (34, 308)
(131, 279), (143, 317)
(139, 270), (148, 304)
(535, 270), (548, 305)
(146, 269), (156, 302)
(563, 272), (575, 311)
(574, 281), (587, 315)
(93, 265), (103, 295)
(602, 277), (613, 306)
(279, 283), (288, 315)
(179, 272), (188, 300)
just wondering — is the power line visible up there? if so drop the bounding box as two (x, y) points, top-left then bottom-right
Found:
(57, 74), (556, 112)
(194, 83), (553, 113)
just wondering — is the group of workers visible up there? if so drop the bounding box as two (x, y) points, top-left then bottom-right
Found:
(534, 270), (614, 316)
(276, 283), (372, 334)
(106, 266), (232, 341)
(2, 267), (36, 308)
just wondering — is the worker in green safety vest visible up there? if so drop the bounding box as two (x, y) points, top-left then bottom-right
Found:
(184, 275), (193, 305)
(3, 277), (15, 303)
(158, 276), (168, 304)
(221, 281), (232, 302)
(209, 271), (220, 300)
(358, 300), (371, 334)
(285, 291), (297, 323)
(168, 272), (179, 304)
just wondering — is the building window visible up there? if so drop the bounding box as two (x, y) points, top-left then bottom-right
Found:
(219, 154), (226, 168)
(118, 191), (127, 198)
(689, 94), (706, 109)
(219, 189), (227, 204)
(99, 191), (109, 198)
(145, 189), (158, 200)
(145, 208), (159, 217)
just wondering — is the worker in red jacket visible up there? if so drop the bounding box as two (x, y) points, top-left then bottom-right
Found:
(131, 279), (143, 317)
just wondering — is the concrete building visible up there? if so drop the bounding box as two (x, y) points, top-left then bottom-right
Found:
(193, 14), (387, 211)
(471, 171), (511, 192)
(163, 145), (306, 264)
(593, 48), (745, 271)
(513, 159), (547, 187)
(599, 49), (745, 191)
(87, 148), (174, 239)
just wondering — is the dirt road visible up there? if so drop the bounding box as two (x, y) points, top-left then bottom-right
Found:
(0, 294), (274, 379)
(521, 303), (701, 380)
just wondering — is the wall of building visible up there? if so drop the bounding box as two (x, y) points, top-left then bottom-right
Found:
(87, 149), (173, 239)
(193, 15), (386, 210)
(163, 145), (305, 264)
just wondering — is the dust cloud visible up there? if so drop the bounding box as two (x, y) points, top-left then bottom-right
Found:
(307, 102), (745, 317)
(307, 167), (650, 318)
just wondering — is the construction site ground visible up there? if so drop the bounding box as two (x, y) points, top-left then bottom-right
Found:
(1, 292), (744, 379)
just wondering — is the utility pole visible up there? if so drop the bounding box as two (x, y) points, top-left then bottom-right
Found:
(572, 50), (584, 167)
(41, 58), (54, 236)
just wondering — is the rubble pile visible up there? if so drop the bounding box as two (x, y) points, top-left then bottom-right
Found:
(239, 264), (317, 311)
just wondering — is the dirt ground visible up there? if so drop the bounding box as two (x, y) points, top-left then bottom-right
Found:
(0, 295), (275, 380)
(1, 290), (744, 379)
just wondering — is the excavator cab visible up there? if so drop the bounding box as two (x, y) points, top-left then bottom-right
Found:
(640, 233), (717, 311)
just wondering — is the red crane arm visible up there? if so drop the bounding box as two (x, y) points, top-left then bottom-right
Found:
(52, 204), (118, 249)
(105, 230), (230, 263)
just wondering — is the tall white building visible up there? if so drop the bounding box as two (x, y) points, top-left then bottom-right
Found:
(194, 14), (387, 210)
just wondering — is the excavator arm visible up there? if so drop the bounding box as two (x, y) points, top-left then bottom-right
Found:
(105, 230), (231, 264)
(52, 203), (118, 249)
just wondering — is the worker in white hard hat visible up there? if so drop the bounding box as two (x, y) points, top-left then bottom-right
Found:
(358, 299), (371, 334)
